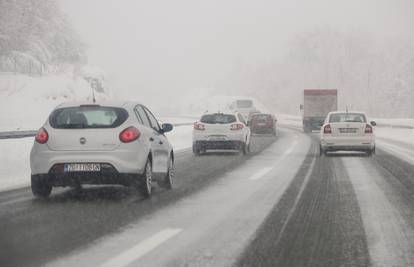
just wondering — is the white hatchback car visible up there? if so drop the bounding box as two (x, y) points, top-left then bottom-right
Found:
(192, 112), (251, 155)
(30, 101), (174, 198)
(320, 111), (376, 156)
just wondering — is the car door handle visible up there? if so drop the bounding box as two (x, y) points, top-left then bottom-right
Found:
(149, 137), (154, 142)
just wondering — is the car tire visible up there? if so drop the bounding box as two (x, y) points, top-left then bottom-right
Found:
(319, 145), (324, 156)
(367, 147), (375, 157)
(139, 159), (152, 197)
(158, 156), (173, 189)
(193, 144), (201, 156)
(31, 174), (52, 198)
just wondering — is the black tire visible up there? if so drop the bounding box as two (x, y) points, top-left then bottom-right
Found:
(193, 144), (201, 156)
(158, 156), (173, 189)
(367, 148), (375, 157)
(31, 174), (52, 198)
(139, 159), (152, 197)
(242, 142), (249, 155)
(319, 145), (324, 156)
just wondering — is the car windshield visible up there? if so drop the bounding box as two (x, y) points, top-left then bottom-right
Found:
(200, 114), (237, 124)
(49, 106), (129, 129)
(329, 113), (367, 123)
(236, 100), (253, 108)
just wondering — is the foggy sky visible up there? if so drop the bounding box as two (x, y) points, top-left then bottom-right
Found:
(60, 0), (414, 105)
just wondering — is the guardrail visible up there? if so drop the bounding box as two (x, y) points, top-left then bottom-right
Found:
(0, 122), (194, 140)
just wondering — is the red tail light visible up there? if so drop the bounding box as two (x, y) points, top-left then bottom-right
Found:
(323, 124), (332, 134)
(230, 123), (244, 130)
(194, 122), (205, 131)
(35, 127), (49, 144)
(119, 126), (140, 143)
(365, 124), (373, 134)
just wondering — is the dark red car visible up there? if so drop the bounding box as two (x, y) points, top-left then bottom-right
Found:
(249, 113), (277, 135)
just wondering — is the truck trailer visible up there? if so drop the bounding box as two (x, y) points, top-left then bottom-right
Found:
(301, 89), (338, 132)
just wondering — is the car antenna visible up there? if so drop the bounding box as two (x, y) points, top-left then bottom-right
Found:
(90, 79), (97, 103)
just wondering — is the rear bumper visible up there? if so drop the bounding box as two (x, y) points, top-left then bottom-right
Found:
(251, 127), (275, 134)
(33, 170), (139, 187)
(30, 144), (148, 175)
(321, 135), (375, 151)
(194, 140), (244, 150)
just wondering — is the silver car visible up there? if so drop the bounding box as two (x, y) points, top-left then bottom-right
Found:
(30, 101), (174, 198)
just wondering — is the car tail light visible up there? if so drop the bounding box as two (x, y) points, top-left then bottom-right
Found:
(365, 124), (373, 134)
(266, 118), (273, 127)
(194, 122), (205, 131)
(35, 127), (49, 144)
(230, 123), (244, 130)
(119, 126), (140, 143)
(323, 124), (332, 134)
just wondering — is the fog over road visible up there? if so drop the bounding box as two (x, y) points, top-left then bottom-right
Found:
(1, 126), (414, 267)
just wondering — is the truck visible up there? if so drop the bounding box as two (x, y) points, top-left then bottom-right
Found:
(229, 99), (259, 123)
(301, 89), (338, 132)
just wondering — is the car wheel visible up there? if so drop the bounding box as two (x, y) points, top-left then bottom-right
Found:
(139, 159), (152, 197)
(319, 145), (324, 156)
(158, 157), (173, 189)
(31, 174), (52, 198)
(367, 147), (375, 157)
(193, 144), (201, 156)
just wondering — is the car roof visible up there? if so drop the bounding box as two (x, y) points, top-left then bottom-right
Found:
(54, 100), (139, 109)
(328, 111), (367, 115)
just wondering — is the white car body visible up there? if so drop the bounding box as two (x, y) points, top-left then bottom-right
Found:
(192, 112), (251, 154)
(320, 111), (376, 155)
(30, 101), (174, 197)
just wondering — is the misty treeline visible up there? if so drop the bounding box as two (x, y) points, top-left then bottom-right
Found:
(0, 0), (85, 75)
(222, 29), (414, 118)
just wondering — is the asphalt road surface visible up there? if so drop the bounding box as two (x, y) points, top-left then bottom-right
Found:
(0, 126), (413, 267)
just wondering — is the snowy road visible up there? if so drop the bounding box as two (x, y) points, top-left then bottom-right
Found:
(1, 126), (414, 267)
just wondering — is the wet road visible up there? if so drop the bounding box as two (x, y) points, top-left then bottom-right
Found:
(0, 127), (413, 267)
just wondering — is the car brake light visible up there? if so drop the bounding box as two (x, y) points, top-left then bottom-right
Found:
(230, 123), (244, 130)
(35, 127), (49, 144)
(194, 122), (205, 131)
(323, 124), (332, 134)
(119, 126), (140, 143)
(365, 124), (373, 134)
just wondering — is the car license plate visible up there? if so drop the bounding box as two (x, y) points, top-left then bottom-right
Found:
(209, 135), (226, 141)
(64, 163), (101, 172)
(339, 128), (357, 133)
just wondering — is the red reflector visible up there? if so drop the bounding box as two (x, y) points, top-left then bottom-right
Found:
(35, 127), (49, 144)
(119, 127), (140, 143)
(230, 123), (244, 130)
(324, 124), (332, 134)
(193, 122), (205, 131)
(365, 124), (373, 134)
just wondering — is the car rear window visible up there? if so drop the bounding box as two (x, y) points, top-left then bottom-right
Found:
(253, 114), (271, 122)
(329, 113), (366, 123)
(200, 114), (237, 124)
(49, 106), (129, 129)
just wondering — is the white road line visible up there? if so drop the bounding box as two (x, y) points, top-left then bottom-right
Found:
(100, 228), (182, 267)
(248, 140), (299, 181)
(283, 140), (298, 156)
(248, 167), (274, 180)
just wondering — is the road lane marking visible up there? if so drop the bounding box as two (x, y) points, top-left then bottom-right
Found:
(248, 140), (299, 181)
(248, 167), (274, 180)
(274, 155), (316, 241)
(100, 228), (182, 267)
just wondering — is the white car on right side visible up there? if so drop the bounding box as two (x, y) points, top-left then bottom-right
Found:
(320, 111), (376, 156)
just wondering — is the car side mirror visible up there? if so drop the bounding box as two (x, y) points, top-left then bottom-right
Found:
(161, 123), (173, 133)
(370, 121), (377, 126)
